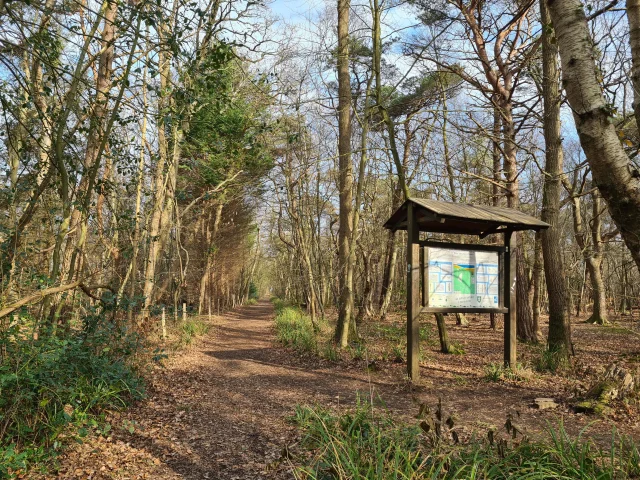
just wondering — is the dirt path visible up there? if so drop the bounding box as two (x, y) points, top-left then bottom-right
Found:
(136, 300), (401, 479)
(47, 300), (408, 480)
(44, 300), (638, 479)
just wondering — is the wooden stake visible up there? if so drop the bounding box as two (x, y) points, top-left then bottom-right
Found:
(161, 307), (166, 340)
(406, 202), (421, 380)
(208, 298), (212, 320)
(182, 302), (187, 323)
(174, 298), (178, 323)
(504, 230), (517, 368)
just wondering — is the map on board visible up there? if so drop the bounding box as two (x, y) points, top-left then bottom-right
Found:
(428, 247), (500, 308)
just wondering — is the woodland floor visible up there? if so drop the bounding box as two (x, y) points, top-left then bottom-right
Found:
(36, 300), (640, 479)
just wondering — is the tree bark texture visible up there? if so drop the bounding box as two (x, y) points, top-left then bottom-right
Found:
(335, 0), (354, 347)
(540, 0), (572, 353)
(547, 0), (640, 273)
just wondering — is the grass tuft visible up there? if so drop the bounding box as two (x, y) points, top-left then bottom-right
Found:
(534, 348), (570, 373)
(484, 362), (532, 382)
(289, 400), (640, 479)
(179, 318), (210, 346)
(273, 302), (318, 354)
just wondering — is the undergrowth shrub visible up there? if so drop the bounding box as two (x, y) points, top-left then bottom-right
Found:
(248, 282), (259, 300)
(322, 344), (339, 362)
(274, 304), (317, 354)
(484, 362), (531, 382)
(180, 318), (210, 346)
(391, 344), (404, 362)
(290, 400), (640, 479)
(292, 399), (424, 479)
(0, 320), (146, 478)
(349, 342), (366, 361)
(535, 348), (570, 373)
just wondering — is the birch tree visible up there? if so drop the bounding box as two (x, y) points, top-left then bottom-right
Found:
(546, 0), (640, 273)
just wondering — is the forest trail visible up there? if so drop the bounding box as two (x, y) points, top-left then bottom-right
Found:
(47, 300), (404, 480)
(42, 301), (637, 480)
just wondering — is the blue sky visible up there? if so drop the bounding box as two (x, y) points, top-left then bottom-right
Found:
(269, 0), (322, 20)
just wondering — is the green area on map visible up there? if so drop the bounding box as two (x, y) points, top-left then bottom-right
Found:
(453, 264), (475, 294)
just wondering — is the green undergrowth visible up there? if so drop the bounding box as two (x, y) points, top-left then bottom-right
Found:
(179, 318), (211, 346)
(272, 298), (336, 358)
(534, 347), (570, 373)
(289, 400), (640, 479)
(273, 299), (323, 354)
(484, 362), (533, 383)
(0, 320), (147, 478)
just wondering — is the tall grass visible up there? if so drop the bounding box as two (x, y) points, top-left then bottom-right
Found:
(179, 318), (210, 346)
(292, 400), (425, 479)
(290, 401), (640, 479)
(273, 300), (318, 354)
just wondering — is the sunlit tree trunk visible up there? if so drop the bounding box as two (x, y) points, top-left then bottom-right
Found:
(627, 0), (640, 131)
(586, 193), (609, 324)
(547, 0), (640, 273)
(142, 47), (171, 316)
(334, 0), (354, 347)
(64, 0), (119, 286)
(500, 97), (535, 342)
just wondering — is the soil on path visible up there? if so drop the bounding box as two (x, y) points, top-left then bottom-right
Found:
(46, 300), (407, 480)
(43, 300), (638, 480)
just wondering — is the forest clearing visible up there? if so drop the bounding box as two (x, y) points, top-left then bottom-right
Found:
(2, 0), (640, 477)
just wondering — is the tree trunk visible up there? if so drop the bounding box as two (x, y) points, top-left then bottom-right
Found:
(379, 183), (403, 318)
(334, 0), (354, 347)
(500, 97), (535, 342)
(516, 247), (536, 341)
(586, 193), (609, 324)
(356, 248), (373, 323)
(379, 228), (398, 318)
(435, 313), (451, 354)
(64, 0), (119, 285)
(585, 256), (607, 324)
(541, 0), (571, 353)
(489, 104), (501, 331)
(122, 63), (149, 320)
(627, 0), (640, 131)
(547, 0), (640, 273)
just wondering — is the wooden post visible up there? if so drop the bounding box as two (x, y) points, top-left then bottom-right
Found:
(407, 202), (421, 380)
(173, 295), (178, 323)
(503, 230), (517, 367)
(422, 246), (429, 307)
(208, 299), (212, 320)
(182, 302), (187, 323)
(161, 307), (167, 340)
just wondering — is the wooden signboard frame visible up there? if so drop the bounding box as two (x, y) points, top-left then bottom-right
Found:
(384, 198), (549, 380)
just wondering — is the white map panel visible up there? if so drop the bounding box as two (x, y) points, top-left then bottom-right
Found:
(428, 247), (500, 309)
